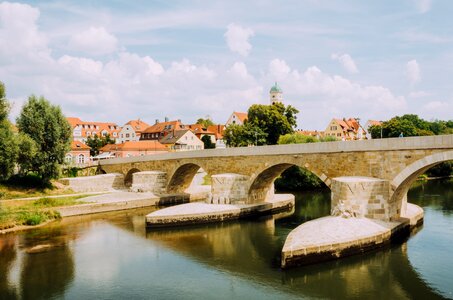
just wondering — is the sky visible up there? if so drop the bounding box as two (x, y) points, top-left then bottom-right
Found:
(0, 0), (452, 130)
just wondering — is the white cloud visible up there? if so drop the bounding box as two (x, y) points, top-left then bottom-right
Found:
(224, 23), (254, 56)
(406, 59), (421, 85)
(414, 0), (432, 13)
(268, 59), (291, 81)
(331, 53), (359, 74)
(69, 26), (118, 55)
(0, 2), (51, 64)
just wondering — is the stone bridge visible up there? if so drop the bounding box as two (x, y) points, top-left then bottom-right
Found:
(99, 135), (453, 221)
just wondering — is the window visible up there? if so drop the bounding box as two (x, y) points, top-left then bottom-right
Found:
(337, 133), (341, 137)
(330, 126), (337, 131)
(77, 154), (85, 164)
(65, 154), (72, 163)
(126, 133), (130, 138)
(86, 131), (91, 136)
(113, 132), (117, 137)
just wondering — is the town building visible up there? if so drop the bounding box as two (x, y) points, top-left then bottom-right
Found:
(324, 118), (367, 140)
(225, 112), (248, 126)
(117, 119), (150, 144)
(187, 124), (216, 144)
(67, 117), (121, 143)
(159, 130), (204, 151)
(98, 140), (168, 158)
(269, 82), (283, 105)
(140, 118), (185, 141)
(208, 124), (226, 148)
(364, 120), (383, 139)
(65, 140), (91, 165)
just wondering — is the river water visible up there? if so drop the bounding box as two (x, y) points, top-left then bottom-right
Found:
(0, 179), (452, 299)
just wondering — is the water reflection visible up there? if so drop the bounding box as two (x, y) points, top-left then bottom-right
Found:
(0, 235), (17, 299)
(0, 182), (451, 299)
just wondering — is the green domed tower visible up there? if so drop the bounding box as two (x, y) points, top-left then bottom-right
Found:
(269, 82), (283, 105)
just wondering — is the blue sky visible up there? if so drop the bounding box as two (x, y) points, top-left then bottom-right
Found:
(0, 0), (451, 129)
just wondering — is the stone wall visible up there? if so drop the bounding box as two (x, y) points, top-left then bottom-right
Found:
(59, 173), (125, 192)
(131, 171), (167, 194)
(210, 173), (249, 204)
(331, 177), (391, 221)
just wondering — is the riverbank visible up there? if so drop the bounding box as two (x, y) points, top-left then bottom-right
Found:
(0, 187), (211, 234)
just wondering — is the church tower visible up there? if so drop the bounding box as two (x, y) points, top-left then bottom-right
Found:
(269, 82), (283, 105)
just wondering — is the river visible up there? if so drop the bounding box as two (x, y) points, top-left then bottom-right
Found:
(0, 178), (452, 299)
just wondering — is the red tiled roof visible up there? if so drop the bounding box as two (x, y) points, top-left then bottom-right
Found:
(142, 120), (184, 134)
(125, 119), (150, 133)
(67, 117), (121, 138)
(367, 120), (382, 127)
(71, 140), (90, 150)
(207, 125), (225, 139)
(100, 141), (167, 152)
(234, 112), (248, 123)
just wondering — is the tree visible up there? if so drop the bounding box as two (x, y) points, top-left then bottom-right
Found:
(0, 82), (18, 181)
(224, 123), (267, 147)
(16, 133), (38, 175)
(224, 103), (299, 147)
(201, 135), (215, 149)
(86, 134), (115, 156)
(247, 103), (299, 145)
(0, 81), (9, 121)
(16, 95), (71, 183)
(0, 120), (18, 180)
(196, 118), (214, 128)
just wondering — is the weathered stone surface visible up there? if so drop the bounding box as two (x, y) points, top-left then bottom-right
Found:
(331, 177), (391, 221)
(210, 173), (249, 204)
(281, 203), (424, 268)
(131, 171), (167, 193)
(146, 193), (294, 227)
(58, 173), (125, 192)
(99, 135), (453, 219)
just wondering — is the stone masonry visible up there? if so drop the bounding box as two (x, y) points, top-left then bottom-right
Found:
(58, 173), (125, 192)
(131, 171), (167, 194)
(210, 173), (249, 204)
(331, 177), (392, 221)
(99, 135), (453, 220)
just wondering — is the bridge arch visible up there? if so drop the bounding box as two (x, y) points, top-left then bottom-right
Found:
(167, 162), (207, 194)
(248, 163), (329, 203)
(391, 150), (453, 212)
(124, 168), (141, 188)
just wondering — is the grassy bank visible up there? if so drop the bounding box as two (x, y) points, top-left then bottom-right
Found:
(0, 195), (88, 230)
(0, 174), (74, 200)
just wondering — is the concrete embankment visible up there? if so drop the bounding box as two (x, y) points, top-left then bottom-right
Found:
(281, 203), (424, 269)
(56, 188), (210, 217)
(146, 194), (295, 227)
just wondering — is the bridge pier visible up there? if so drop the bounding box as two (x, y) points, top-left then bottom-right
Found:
(131, 171), (167, 193)
(209, 173), (249, 204)
(331, 176), (392, 221)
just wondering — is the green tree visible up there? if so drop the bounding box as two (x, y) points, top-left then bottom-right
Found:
(0, 82), (18, 180)
(247, 103), (299, 145)
(86, 134), (115, 156)
(224, 123), (267, 147)
(16, 133), (38, 175)
(0, 120), (18, 180)
(196, 118), (214, 128)
(201, 135), (215, 149)
(16, 95), (71, 183)
(0, 81), (9, 121)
